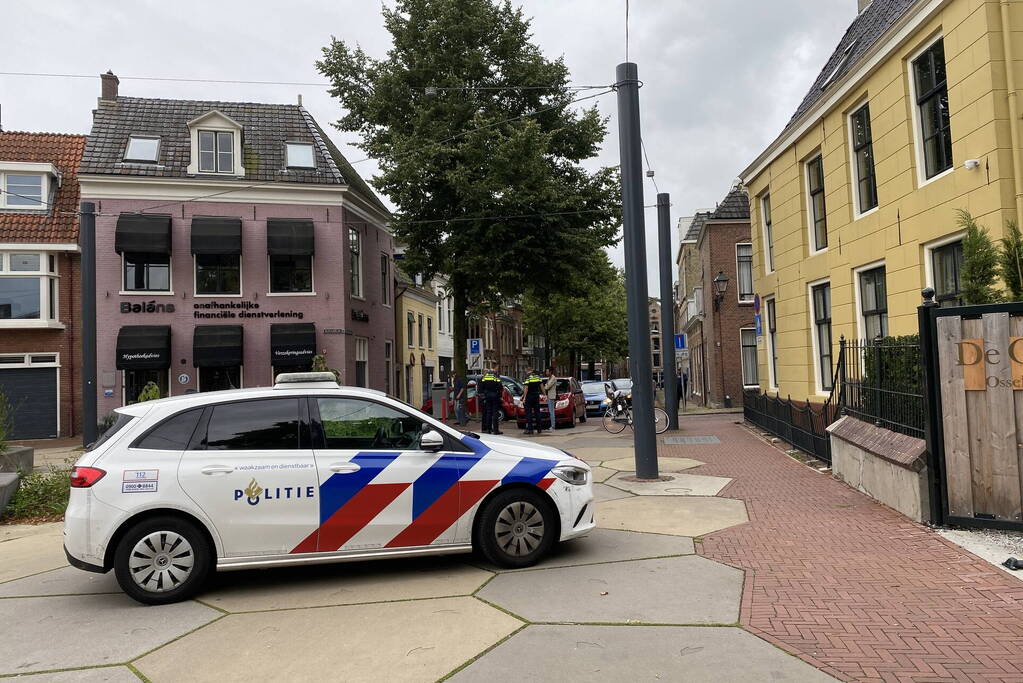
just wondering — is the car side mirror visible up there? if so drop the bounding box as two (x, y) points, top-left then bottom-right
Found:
(421, 429), (444, 452)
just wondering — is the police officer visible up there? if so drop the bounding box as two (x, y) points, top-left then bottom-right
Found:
(480, 367), (503, 435)
(522, 369), (544, 435)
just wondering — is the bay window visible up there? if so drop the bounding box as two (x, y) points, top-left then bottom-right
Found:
(0, 251), (59, 324)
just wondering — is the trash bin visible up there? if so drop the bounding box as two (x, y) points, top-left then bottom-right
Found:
(431, 382), (448, 419)
(723, 394), (732, 408)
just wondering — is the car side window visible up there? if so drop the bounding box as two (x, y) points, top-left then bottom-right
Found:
(204, 399), (300, 450)
(316, 398), (425, 450)
(134, 408), (203, 450)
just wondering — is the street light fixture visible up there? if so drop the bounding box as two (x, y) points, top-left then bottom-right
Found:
(713, 271), (729, 311)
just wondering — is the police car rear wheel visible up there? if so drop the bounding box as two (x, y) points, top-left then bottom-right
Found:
(478, 489), (556, 568)
(114, 516), (211, 605)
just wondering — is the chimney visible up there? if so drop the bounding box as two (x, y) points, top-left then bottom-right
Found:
(858, 0), (872, 12)
(100, 71), (119, 102)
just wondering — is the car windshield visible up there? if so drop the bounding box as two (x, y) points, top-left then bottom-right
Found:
(612, 379), (633, 391)
(581, 382), (605, 394)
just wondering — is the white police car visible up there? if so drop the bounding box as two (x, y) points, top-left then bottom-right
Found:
(64, 373), (594, 604)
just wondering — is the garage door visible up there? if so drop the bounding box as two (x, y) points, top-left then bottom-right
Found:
(0, 367), (57, 440)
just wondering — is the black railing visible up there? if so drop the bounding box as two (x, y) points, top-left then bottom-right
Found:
(837, 336), (925, 440)
(743, 390), (837, 464)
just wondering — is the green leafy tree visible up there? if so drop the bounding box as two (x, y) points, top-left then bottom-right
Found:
(318, 0), (620, 378)
(136, 381), (162, 403)
(956, 209), (1002, 305)
(1000, 219), (1023, 301)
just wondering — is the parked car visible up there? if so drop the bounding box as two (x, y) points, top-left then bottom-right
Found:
(609, 378), (634, 406)
(515, 377), (586, 429)
(422, 374), (518, 420)
(581, 381), (612, 416)
(63, 372), (594, 604)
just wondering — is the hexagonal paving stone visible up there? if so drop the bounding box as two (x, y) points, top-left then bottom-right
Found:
(0, 595), (220, 675)
(475, 528), (693, 572)
(476, 556), (741, 624)
(199, 556), (493, 612)
(0, 522), (67, 583)
(589, 465), (615, 483)
(9, 667), (143, 682)
(602, 456), (703, 472)
(606, 472), (731, 496)
(0, 566), (120, 597)
(598, 496), (748, 537)
(134, 596), (520, 683)
(449, 625), (838, 681)
(593, 482), (633, 502)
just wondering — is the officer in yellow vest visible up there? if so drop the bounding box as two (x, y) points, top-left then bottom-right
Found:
(522, 370), (543, 435)
(479, 368), (504, 435)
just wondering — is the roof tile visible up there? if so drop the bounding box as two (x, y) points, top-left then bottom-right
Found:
(0, 132), (86, 243)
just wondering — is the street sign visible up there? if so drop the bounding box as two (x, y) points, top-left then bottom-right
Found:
(675, 349), (690, 360)
(468, 338), (482, 355)
(753, 294), (761, 316)
(754, 313), (762, 336)
(674, 333), (686, 350)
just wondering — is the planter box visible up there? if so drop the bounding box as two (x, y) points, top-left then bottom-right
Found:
(0, 446), (33, 474)
(0, 473), (19, 514)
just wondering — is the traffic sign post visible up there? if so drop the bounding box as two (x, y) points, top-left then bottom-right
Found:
(467, 338), (482, 371)
(674, 333), (686, 350)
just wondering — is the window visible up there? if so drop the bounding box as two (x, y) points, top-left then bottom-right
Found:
(913, 38), (952, 179)
(355, 337), (369, 388)
(811, 282), (833, 392)
(766, 297), (779, 389)
(437, 297), (443, 333)
(2, 173), (44, 208)
(736, 243), (753, 301)
(124, 252), (170, 292)
(349, 227), (362, 297)
(407, 312), (415, 348)
(384, 341), (393, 395)
(761, 194), (774, 271)
(806, 155), (828, 251)
(418, 314), (424, 348)
(286, 143), (314, 168)
(0, 252), (59, 323)
(199, 367), (241, 392)
(850, 104), (878, 213)
(124, 369), (169, 405)
(380, 254), (390, 306)
(740, 328), (758, 386)
(858, 266), (888, 339)
(269, 255), (312, 293)
(427, 317), (433, 349)
(195, 254), (240, 295)
(205, 399), (299, 450)
(652, 337), (660, 351)
(198, 130), (234, 173)
(134, 408), (203, 450)
(652, 352), (661, 367)
(125, 136), (160, 163)
(931, 240), (963, 307)
(316, 397), (424, 450)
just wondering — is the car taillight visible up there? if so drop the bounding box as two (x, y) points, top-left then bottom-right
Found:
(70, 467), (106, 488)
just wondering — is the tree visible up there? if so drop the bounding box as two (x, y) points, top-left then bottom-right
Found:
(956, 209), (1002, 305)
(1000, 219), (1023, 301)
(318, 0), (620, 378)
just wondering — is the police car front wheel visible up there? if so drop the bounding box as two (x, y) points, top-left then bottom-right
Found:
(113, 516), (212, 605)
(477, 489), (556, 568)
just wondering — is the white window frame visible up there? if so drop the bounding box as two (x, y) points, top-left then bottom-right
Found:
(923, 230), (966, 301)
(407, 312), (415, 348)
(349, 227), (363, 300)
(807, 277), (833, 395)
(120, 252), (174, 296)
(193, 253), (242, 298)
(760, 193), (774, 273)
(0, 352), (61, 434)
(803, 152), (828, 254)
(0, 171), (49, 211)
(266, 254), (315, 297)
(735, 242), (754, 303)
(285, 142), (315, 169)
(764, 295), (779, 391)
(124, 136), (161, 163)
(739, 327), (759, 388)
(853, 259), (887, 342)
(846, 99), (879, 220)
(185, 111), (245, 177)
(354, 336), (369, 388)
(380, 253), (391, 308)
(0, 251), (63, 328)
(907, 33), (954, 188)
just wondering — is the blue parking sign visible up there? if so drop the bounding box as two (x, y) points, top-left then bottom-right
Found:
(468, 338), (482, 355)
(674, 334), (686, 350)
(754, 314), (762, 336)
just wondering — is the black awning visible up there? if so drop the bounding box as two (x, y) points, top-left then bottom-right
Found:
(270, 323), (316, 365)
(116, 326), (171, 370)
(191, 217), (242, 255)
(193, 325), (243, 368)
(115, 214), (172, 254)
(267, 219), (314, 256)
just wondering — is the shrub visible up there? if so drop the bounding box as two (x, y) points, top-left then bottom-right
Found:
(311, 354), (342, 383)
(1, 460), (72, 522)
(957, 209), (1003, 305)
(136, 381), (162, 403)
(1001, 219), (1023, 301)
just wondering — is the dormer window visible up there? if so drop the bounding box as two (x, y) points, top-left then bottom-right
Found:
(0, 162), (54, 211)
(198, 131), (234, 173)
(286, 143), (315, 168)
(124, 136), (160, 163)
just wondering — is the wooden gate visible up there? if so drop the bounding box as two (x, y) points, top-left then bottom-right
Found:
(921, 300), (1023, 530)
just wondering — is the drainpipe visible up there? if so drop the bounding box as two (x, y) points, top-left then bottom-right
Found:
(1001, 0), (1023, 221)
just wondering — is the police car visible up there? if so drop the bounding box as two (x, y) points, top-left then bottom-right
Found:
(64, 373), (594, 604)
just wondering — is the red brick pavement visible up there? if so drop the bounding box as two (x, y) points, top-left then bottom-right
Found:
(666, 413), (1023, 683)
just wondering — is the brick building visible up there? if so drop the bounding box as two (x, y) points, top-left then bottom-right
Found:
(0, 132), (87, 439)
(679, 185), (755, 407)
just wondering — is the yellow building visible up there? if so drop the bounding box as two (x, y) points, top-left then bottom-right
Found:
(394, 268), (438, 408)
(742, 0), (1023, 400)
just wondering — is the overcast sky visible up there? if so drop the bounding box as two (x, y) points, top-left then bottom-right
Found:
(0, 0), (853, 291)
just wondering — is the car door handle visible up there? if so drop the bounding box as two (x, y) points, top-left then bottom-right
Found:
(329, 462), (361, 473)
(201, 465), (235, 475)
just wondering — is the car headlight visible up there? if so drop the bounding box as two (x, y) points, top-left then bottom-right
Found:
(626, 393), (632, 401)
(601, 398), (610, 406)
(555, 399), (568, 409)
(551, 464), (588, 486)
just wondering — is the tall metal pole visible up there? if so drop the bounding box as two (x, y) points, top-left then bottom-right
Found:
(616, 62), (658, 479)
(657, 193), (679, 430)
(80, 202), (97, 446)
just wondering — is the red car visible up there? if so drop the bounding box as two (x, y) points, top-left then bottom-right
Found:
(422, 382), (516, 422)
(515, 377), (586, 429)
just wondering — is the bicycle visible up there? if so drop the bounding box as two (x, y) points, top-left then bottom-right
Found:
(601, 389), (669, 434)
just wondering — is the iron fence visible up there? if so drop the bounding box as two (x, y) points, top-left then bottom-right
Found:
(743, 390), (837, 464)
(837, 336), (925, 440)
